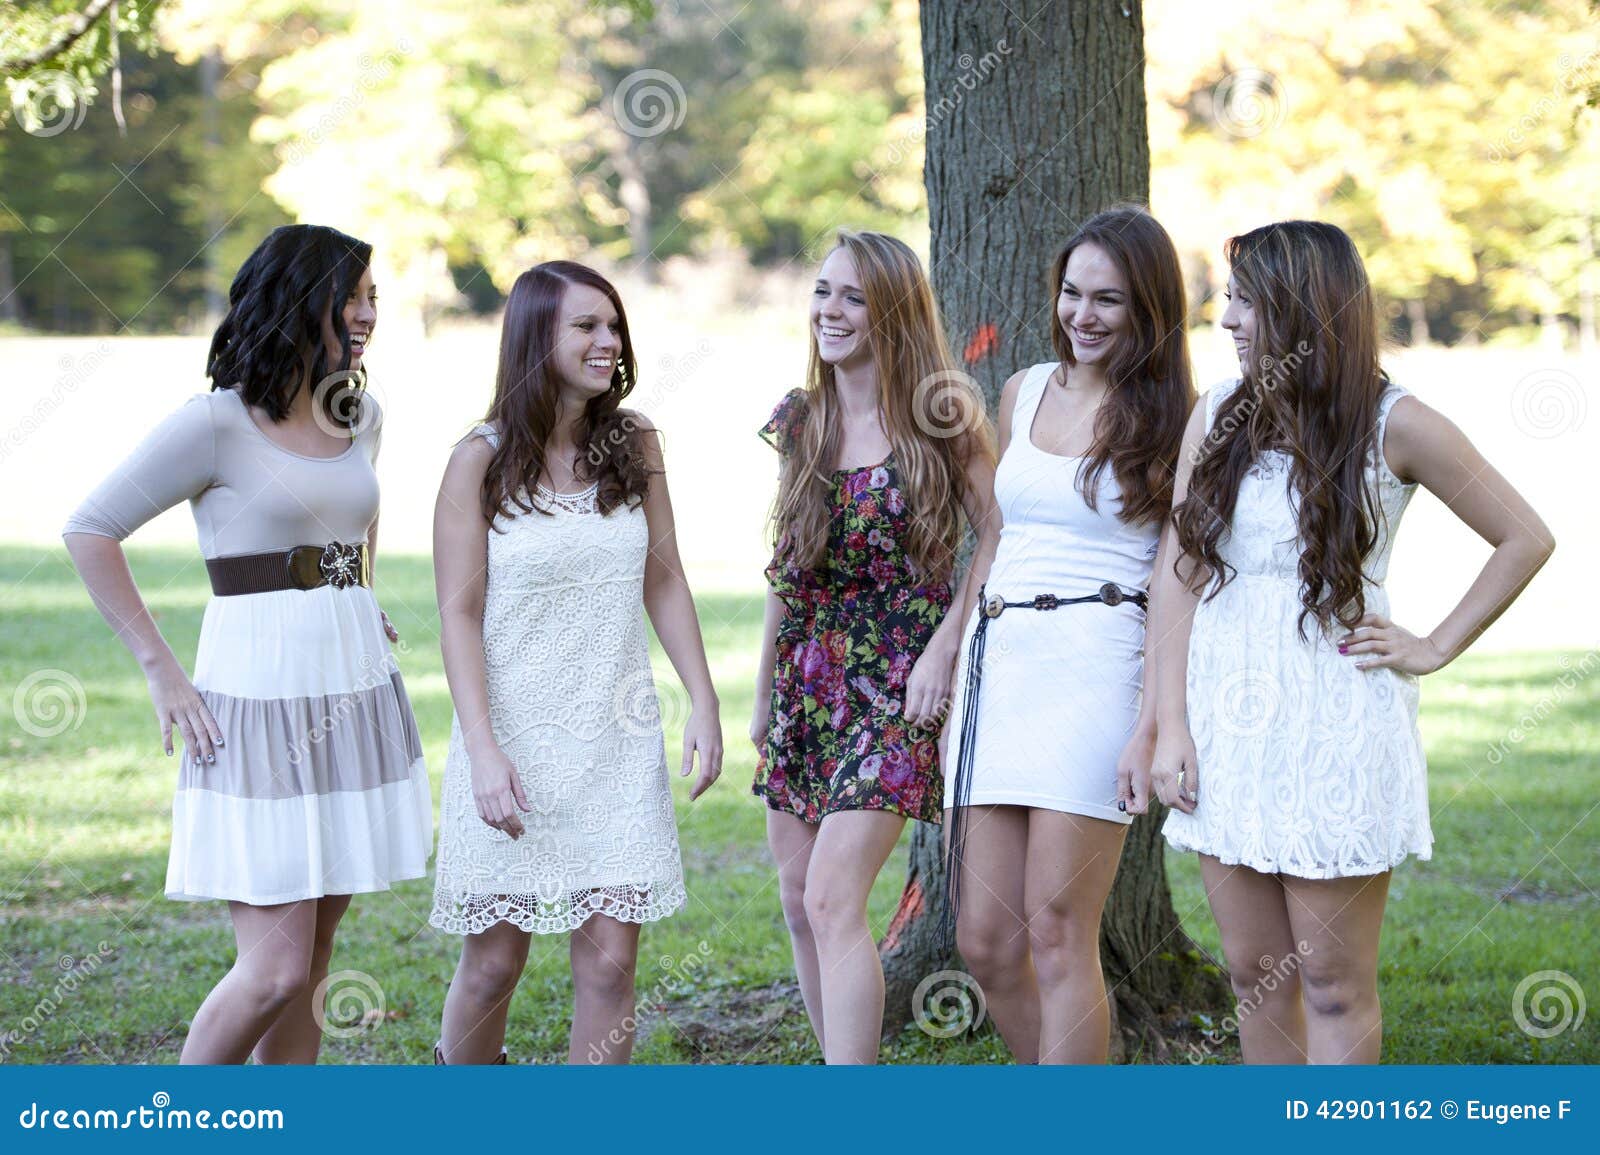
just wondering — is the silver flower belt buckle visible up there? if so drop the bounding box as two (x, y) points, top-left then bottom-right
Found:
(318, 541), (364, 589)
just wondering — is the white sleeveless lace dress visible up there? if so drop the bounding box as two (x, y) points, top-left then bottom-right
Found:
(429, 427), (686, 935)
(1162, 381), (1433, 878)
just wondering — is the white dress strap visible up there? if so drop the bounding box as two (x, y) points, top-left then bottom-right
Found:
(1011, 362), (1056, 435)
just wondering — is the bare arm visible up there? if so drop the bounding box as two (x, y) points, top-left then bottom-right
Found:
(635, 416), (723, 800)
(1340, 395), (1556, 672)
(1133, 396), (1212, 815)
(63, 533), (223, 761)
(434, 435), (530, 836)
(904, 371), (1019, 729)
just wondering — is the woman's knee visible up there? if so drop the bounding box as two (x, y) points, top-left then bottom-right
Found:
(574, 945), (636, 1003)
(956, 916), (1028, 984)
(801, 875), (866, 942)
(1299, 957), (1376, 1019)
(458, 942), (526, 1003)
(778, 874), (812, 938)
(1026, 905), (1099, 982)
(239, 955), (313, 1011)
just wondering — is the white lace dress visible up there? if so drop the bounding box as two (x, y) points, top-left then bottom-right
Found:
(429, 427), (686, 935)
(1162, 381), (1433, 878)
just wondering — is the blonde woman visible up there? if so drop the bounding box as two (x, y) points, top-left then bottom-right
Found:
(750, 230), (999, 1063)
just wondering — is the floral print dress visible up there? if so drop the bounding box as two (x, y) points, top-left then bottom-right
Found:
(753, 388), (951, 825)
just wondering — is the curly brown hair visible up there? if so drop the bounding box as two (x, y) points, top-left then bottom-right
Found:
(1175, 220), (1390, 638)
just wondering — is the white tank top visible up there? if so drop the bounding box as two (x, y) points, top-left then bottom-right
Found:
(984, 362), (1160, 598)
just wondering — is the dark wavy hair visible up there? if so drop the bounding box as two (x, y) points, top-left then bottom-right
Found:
(1049, 204), (1195, 525)
(1175, 220), (1388, 638)
(480, 261), (652, 523)
(206, 224), (372, 427)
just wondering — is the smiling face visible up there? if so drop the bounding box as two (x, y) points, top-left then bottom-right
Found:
(1056, 241), (1132, 367)
(811, 247), (872, 371)
(321, 265), (377, 370)
(550, 282), (622, 399)
(1220, 271), (1258, 371)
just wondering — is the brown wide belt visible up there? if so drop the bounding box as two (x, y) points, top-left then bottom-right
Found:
(205, 542), (370, 597)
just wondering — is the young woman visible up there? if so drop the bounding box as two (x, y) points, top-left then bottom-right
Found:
(941, 205), (1194, 1064)
(1135, 220), (1555, 1063)
(751, 229), (997, 1065)
(429, 260), (722, 1065)
(62, 224), (432, 1064)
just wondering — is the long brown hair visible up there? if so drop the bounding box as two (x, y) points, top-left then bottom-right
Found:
(769, 230), (992, 581)
(1175, 220), (1388, 637)
(479, 261), (652, 524)
(1049, 204), (1195, 525)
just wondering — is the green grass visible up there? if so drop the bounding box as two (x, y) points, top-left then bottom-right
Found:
(0, 545), (1594, 1064)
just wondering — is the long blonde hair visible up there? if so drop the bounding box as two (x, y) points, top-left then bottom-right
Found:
(769, 230), (993, 581)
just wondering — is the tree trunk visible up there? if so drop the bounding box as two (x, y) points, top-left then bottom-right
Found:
(882, 0), (1230, 1057)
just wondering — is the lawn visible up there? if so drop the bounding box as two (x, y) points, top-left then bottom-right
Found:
(0, 544), (1594, 1064)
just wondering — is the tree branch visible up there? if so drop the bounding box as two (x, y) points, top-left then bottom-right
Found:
(0, 0), (118, 75)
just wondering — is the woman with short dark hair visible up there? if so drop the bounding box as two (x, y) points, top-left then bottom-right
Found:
(62, 224), (432, 1064)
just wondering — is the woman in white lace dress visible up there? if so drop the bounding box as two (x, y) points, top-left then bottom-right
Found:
(429, 261), (723, 1064)
(1136, 221), (1554, 1063)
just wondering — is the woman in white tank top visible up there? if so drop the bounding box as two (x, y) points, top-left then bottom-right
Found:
(941, 207), (1195, 1063)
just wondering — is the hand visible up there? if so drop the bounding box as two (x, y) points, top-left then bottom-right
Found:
(380, 609), (399, 643)
(902, 641), (955, 731)
(469, 743), (530, 838)
(1115, 720), (1157, 815)
(749, 694), (771, 750)
(682, 703), (723, 801)
(145, 657), (223, 763)
(1150, 726), (1199, 815)
(1338, 613), (1444, 675)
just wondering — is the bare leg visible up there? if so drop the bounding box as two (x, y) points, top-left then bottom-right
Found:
(569, 914), (642, 1064)
(438, 919), (531, 1064)
(804, 809), (906, 1065)
(180, 900), (318, 1064)
(949, 804), (1038, 1062)
(252, 894), (354, 1064)
(1024, 810), (1127, 1064)
(1283, 871), (1391, 1064)
(1198, 855), (1308, 1063)
(766, 809), (825, 1052)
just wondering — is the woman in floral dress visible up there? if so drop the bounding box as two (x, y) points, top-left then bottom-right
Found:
(750, 229), (999, 1064)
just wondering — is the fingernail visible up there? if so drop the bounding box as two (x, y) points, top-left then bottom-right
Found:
(1337, 644), (1348, 654)
(207, 755), (216, 764)
(216, 738), (225, 747)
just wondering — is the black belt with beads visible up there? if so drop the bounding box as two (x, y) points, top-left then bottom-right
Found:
(940, 581), (1149, 952)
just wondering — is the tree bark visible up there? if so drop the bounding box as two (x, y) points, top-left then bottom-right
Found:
(882, 0), (1230, 1058)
